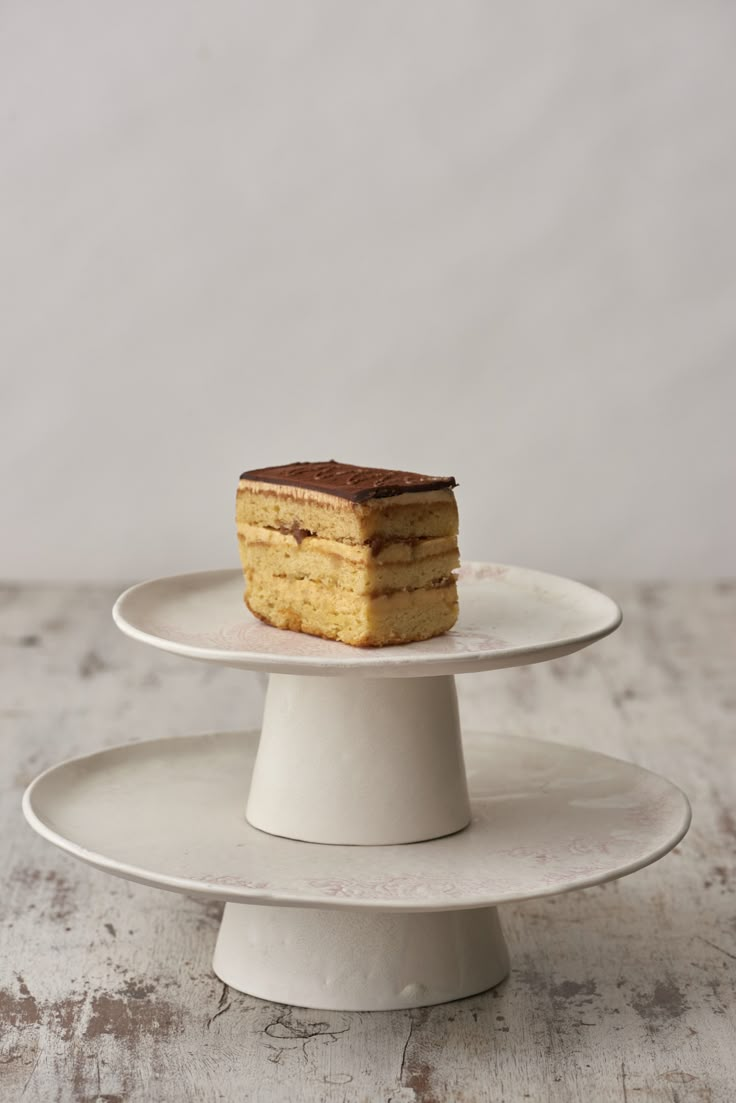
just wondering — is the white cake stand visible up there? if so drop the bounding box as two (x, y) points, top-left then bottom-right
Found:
(22, 562), (691, 1011)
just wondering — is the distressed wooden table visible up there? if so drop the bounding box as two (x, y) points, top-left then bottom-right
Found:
(2, 581), (734, 1102)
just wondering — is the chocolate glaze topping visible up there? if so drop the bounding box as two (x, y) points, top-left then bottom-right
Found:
(240, 461), (457, 503)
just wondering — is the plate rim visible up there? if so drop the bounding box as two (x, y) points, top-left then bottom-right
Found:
(23, 729), (691, 913)
(112, 561), (623, 676)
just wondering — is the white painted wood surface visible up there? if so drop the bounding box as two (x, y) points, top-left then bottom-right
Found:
(1, 581), (734, 1102)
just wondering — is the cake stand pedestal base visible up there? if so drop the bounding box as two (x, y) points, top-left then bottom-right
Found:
(212, 902), (509, 1011)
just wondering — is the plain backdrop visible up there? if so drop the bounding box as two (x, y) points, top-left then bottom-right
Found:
(2, 0), (734, 582)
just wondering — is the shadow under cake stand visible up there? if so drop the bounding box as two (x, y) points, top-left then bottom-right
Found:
(23, 563), (690, 1011)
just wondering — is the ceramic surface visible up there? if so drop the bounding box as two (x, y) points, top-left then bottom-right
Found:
(213, 903), (509, 1011)
(247, 674), (470, 844)
(23, 731), (690, 912)
(112, 563), (622, 677)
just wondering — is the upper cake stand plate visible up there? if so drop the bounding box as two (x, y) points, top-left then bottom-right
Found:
(113, 561), (622, 677)
(112, 561), (624, 847)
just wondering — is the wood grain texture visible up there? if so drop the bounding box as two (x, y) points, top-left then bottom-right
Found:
(1, 581), (734, 1102)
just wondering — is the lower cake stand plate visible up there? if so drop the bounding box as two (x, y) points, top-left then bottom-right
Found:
(23, 731), (690, 1011)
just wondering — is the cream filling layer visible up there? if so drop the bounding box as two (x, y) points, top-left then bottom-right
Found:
(237, 481), (457, 512)
(237, 523), (458, 564)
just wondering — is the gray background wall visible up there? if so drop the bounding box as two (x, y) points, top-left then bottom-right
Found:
(3, 1), (734, 581)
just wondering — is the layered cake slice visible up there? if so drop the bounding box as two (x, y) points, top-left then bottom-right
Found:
(236, 461), (460, 646)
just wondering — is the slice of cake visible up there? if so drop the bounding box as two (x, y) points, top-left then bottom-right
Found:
(236, 460), (460, 646)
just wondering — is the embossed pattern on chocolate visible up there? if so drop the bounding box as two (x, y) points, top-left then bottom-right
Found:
(240, 460), (457, 502)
